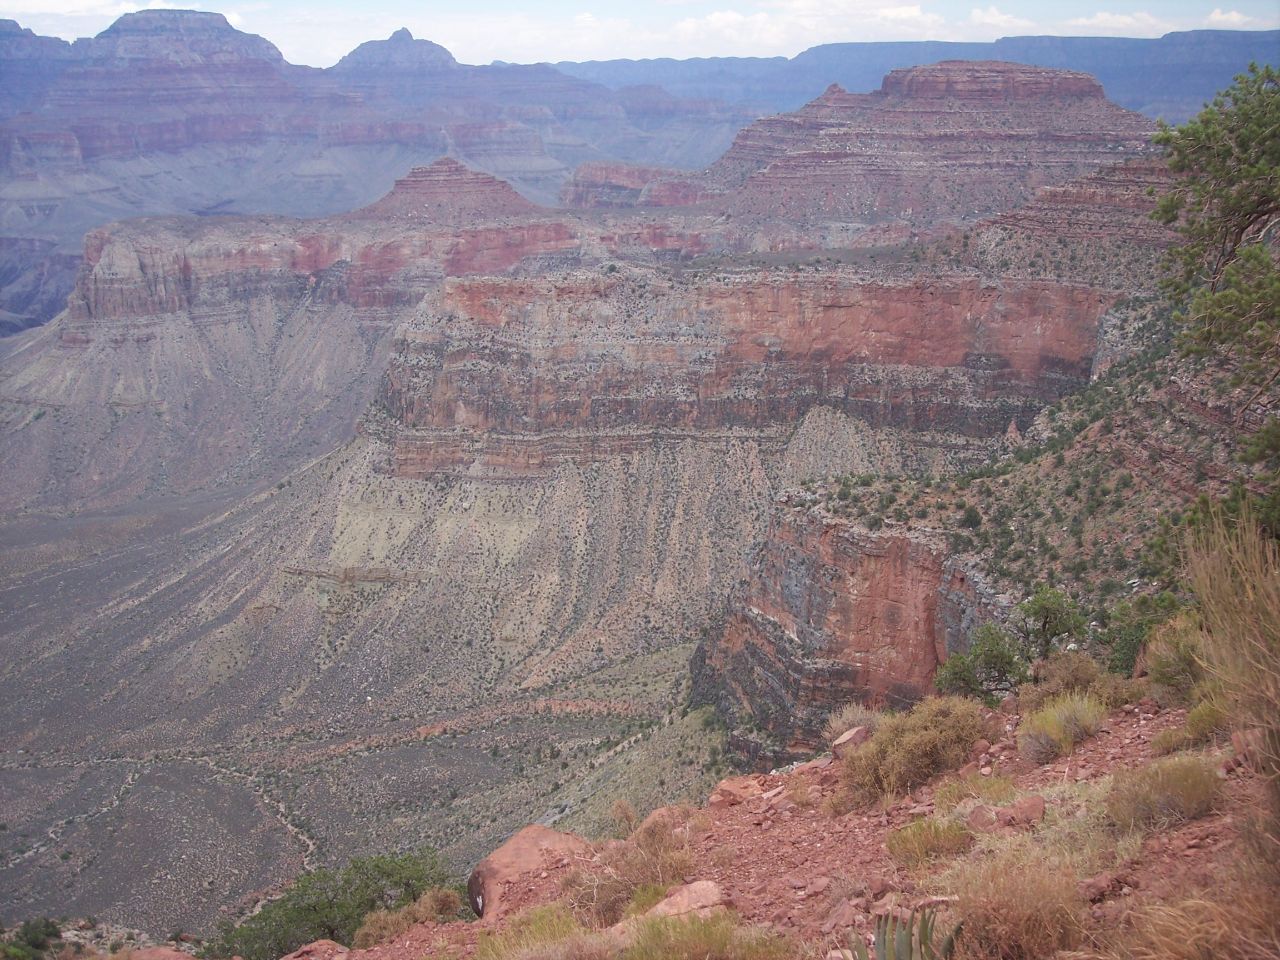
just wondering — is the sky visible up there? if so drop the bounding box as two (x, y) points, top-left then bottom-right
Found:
(3, 0), (1278, 66)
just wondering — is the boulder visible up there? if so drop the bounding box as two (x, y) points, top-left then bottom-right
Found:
(467, 824), (591, 918)
(278, 942), (348, 960)
(832, 725), (872, 759)
(644, 880), (725, 920)
(708, 775), (766, 808)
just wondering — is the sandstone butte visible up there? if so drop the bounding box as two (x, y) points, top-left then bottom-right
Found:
(563, 60), (1154, 225)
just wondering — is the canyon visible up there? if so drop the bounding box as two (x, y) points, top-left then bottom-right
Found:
(0, 42), (1234, 943)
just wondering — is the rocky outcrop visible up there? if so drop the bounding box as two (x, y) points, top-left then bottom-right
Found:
(717, 64), (1153, 224)
(467, 825), (591, 918)
(691, 507), (1003, 763)
(354, 159), (540, 223)
(377, 268), (1116, 479)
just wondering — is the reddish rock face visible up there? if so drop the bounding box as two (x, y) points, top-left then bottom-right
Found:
(691, 509), (1002, 763)
(589, 60), (1154, 226)
(353, 159), (540, 223)
(466, 824), (591, 919)
(377, 269), (1115, 478)
(878, 60), (1104, 100)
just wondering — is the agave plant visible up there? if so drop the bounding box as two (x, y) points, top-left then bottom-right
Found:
(847, 908), (960, 960)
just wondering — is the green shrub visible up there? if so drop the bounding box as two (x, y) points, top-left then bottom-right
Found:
(1018, 693), (1106, 764)
(1019, 650), (1099, 713)
(936, 624), (1029, 704)
(840, 697), (988, 806)
(1184, 700), (1230, 742)
(206, 849), (453, 960)
(1144, 613), (1206, 704)
(13, 921), (60, 954)
(1106, 756), (1222, 832)
(886, 819), (974, 867)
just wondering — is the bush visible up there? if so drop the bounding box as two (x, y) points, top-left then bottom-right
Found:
(565, 808), (695, 927)
(1105, 756), (1222, 832)
(1018, 650), (1099, 713)
(1018, 693), (1106, 764)
(933, 772), (1016, 813)
(936, 624), (1029, 704)
(206, 849), (453, 960)
(13, 922), (60, 954)
(839, 697), (988, 806)
(352, 887), (463, 948)
(1186, 513), (1280, 869)
(1143, 613), (1206, 704)
(1149, 728), (1191, 756)
(952, 854), (1083, 960)
(1185, 700), (1230, 742)
(821, 701), (882, 746)
(886, 819), (973, 867)
(1088, 672), (1150, 709)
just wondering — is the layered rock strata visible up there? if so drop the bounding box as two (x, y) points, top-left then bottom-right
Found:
(691, 508), (1002, 762)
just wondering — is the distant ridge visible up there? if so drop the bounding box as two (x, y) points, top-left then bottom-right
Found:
(556, 29), (1280, 121)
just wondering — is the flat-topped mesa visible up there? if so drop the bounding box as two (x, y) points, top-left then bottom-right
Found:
(73, 9), (285, 64)
(879, 60), (1104, 101)
(703, 59), (1153, 225)
(353, 158), (541, 222)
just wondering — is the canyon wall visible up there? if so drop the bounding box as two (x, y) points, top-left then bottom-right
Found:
(691, 507), (1003, 763)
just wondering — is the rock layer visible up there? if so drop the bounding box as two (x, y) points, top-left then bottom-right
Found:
(692, 507), (1002, 762)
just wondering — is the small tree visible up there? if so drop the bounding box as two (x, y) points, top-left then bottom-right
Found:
(1012, 586), (1086, 661)
(1155, 64), (1280, 528)
(937, 624), (1030, 704)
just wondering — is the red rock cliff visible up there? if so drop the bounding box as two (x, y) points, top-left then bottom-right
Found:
(691, 506), (1003, 763)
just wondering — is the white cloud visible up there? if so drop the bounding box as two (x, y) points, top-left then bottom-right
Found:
(968, 6), (1034, 31)
(1064, 10), (1171, 35)
(1206, 8), (1253, 27)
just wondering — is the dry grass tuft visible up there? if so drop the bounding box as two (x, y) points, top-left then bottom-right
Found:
(1065, 890), (1280, 960)
(822, 701), (883, 746)
(352, 887), (463, 947)
(564, 808), (696, 927)
(476, 905), (597, 960)
(622, 914), (793, 960)
(933, 772), (1017, 813)
(886, 818), (973, 868)
(1018, 693), (1106, 764)
(1105, 755), (1222, 833)
(1020, 651), (1101, 713)
(1186, 512), (1280, 868)
(952, 852), (1084, 960)
(839, 696), (988, 807)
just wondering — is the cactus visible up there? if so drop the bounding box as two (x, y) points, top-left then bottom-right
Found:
(847, 908), (960, 960)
